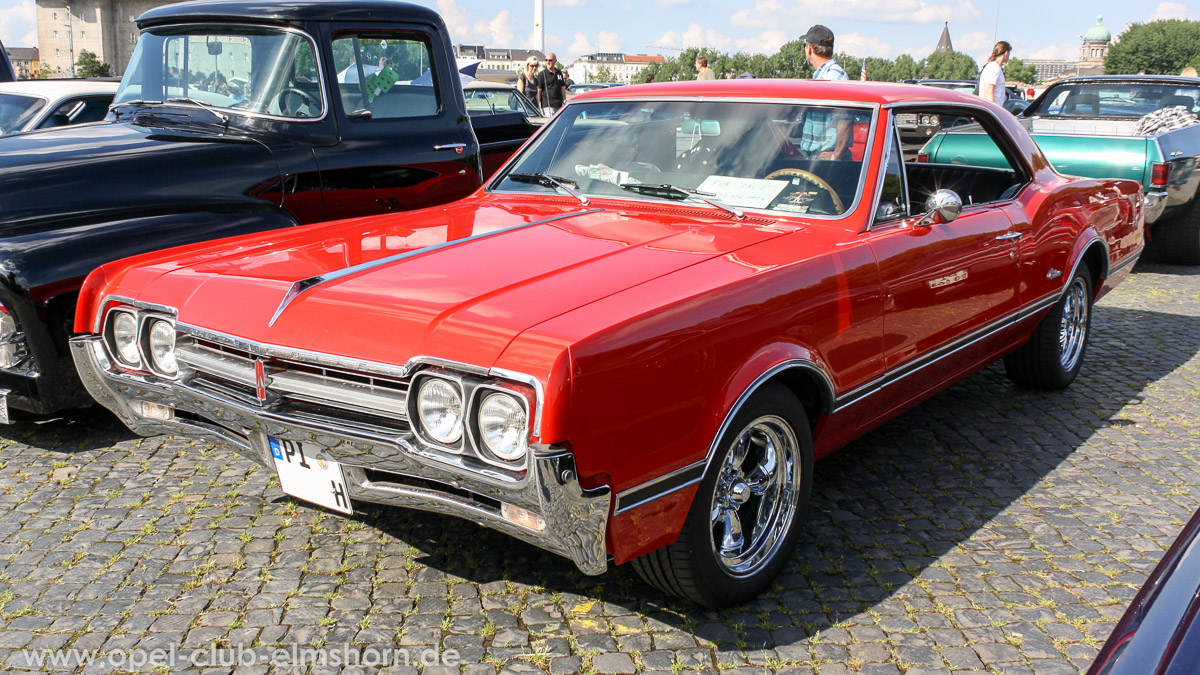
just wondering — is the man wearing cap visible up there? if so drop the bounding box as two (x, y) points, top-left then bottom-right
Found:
(800, 24), (850, 160)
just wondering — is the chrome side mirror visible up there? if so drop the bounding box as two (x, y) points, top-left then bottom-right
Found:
(917, 189), (962, 227)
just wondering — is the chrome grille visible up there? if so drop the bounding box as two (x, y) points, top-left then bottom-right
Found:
(176, 338), (410, 421)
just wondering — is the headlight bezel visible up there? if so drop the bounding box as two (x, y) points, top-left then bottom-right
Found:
(144, 317), (179, 378)
(469, 385), (531, 468)
(105, 309), (142, 369)
(412, 373), (466, 449)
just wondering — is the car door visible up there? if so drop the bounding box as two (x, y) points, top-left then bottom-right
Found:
(314, 24), (481, 220)
(863, 111), (1025, 375)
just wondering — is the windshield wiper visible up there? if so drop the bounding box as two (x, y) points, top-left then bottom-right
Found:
(508, 172), (589, 205)
(620, 183), (745, 220)
(167, 97), (230, 127)
(109, 99), (163, 119)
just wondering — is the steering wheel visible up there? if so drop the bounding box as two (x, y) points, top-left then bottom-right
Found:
(277, 87), (319, 118)
(763, 168), (845, 213)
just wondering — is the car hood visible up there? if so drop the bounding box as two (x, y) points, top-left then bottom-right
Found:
(124, 198), (797, 369)
(0, 121), (278, 233)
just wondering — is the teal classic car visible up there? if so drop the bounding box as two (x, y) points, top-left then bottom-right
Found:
(922, 75), (1200, 263)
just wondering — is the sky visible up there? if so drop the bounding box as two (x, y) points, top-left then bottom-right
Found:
(0, 0), (1196, 67)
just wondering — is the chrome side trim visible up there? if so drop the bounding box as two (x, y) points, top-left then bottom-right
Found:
(833, 293), (1057, 413)
(268, 208), (604, 326)
(1109, 249), (1141, 277)
(613, 359), (835, 515)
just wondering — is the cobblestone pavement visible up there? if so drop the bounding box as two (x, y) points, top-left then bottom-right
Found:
(0, 261), (1198, 675)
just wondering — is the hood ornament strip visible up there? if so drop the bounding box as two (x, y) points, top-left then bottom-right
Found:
(268, 208), (604, 327)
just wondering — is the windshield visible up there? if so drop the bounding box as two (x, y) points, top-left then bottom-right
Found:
(114, 25), (323, 119)
(465, 87), (540, 118)
(0, 93), (44, 134)
(493, 100), (872, 216)
(1030, 81), (1200, 118)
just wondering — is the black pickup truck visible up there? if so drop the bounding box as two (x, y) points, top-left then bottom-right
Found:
(0, 0), (536, 418)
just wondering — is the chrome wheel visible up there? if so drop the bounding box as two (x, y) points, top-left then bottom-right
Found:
(709, 414), (802, 578)
(1058, 277), (1089, 372)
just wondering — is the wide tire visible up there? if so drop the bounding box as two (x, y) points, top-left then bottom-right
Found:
(1153, 198), (1200, 265)
(1004, 266), (1093, 390)
(631, 383), (813, 608)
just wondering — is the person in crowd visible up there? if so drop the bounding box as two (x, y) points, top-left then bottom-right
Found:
(517, 56), (538, 97)
(1183, 67), (1198, 78)
(800, 24), (850, 160)
(645, 74), (655, 84)
(534, 52), (568, 112)
(978, 41), (1012, 107)
(804, 25), (847, 81)
(695, 56), (716, 80)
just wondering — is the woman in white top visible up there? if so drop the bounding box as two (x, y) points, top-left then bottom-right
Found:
(978, 41), (1012, 108)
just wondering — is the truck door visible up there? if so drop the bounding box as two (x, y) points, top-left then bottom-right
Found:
(314, 25), (481, 220)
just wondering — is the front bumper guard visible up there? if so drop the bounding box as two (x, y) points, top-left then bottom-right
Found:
(70, 336), (611, 575)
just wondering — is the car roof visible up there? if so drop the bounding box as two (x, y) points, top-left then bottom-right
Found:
(570, 79), (989, 107)
(0, 79), (120, 98)
(138, 0), (442, 27)
(1049, 74), (1200, 86)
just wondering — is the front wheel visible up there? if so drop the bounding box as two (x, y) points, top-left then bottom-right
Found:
(631, 383), (813, 608)
(1004, 266), (1093, 389)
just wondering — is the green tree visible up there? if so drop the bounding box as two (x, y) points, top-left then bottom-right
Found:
(892, 54), (920, 81)
(591, 64), (615, 83)
(1105, 19), (1200, 74)
(919, 50), (979, 79)
(75, 50), (112, 78)
(769, 39), (812, 78)
(1005, 57), (1038, 85)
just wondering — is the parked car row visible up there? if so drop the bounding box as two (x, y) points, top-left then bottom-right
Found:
(1, 3), (1188, 639)
(923, 74), (1200, 264)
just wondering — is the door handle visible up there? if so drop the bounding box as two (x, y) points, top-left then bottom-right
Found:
(434, 143), (467, 154)
(995, 231), (1022, 241)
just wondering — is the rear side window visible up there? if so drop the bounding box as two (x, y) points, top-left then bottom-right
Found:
(332, 34), (440, 120)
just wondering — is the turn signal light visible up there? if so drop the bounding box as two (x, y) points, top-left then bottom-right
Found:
(1151, 162), (1170, 188)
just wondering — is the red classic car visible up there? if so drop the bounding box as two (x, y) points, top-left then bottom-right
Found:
(70, 80), (1144, 607)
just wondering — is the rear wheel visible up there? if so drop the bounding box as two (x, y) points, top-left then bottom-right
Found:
(631, 383), (813, 608)
(1004, 266), (1093, 389)
(1153, 198), (1200, 265)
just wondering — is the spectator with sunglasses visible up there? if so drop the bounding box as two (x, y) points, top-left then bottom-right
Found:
(535, 53), (568, 113)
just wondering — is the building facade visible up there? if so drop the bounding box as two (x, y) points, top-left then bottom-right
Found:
(573, 52), (664, 84)
(6, 47), (41, 78)
(1025, 15), (1111, 84)
(36, 0), (183, 77)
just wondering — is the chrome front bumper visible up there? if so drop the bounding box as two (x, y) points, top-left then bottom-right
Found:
(1145, 190), (1168, 225)
(70, 335), (611, 575)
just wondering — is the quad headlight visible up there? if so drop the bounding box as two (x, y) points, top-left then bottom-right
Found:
(110, 311), (141, 367)
(147, 319), (178, 376)
(478, 392), (528, 462)
(417, 377), (463, 445)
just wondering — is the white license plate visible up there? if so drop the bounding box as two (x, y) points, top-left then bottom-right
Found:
(896, 113), (918, 127)
(0, 390), (8, 424)
(269, 436), (353, 514)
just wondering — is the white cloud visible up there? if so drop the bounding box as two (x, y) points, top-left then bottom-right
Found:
(475, 9), (516, 46)
(735, 29), (790, 54)
(746, 0), (980, 26)
(656, 23), (737, 51)
(564, 31), (623, 59)
(0, 0), (37, 47)
(836, 32), (895, 58)
(1026, 43), (1077, 61)
(1150, 2), (1188, 20)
